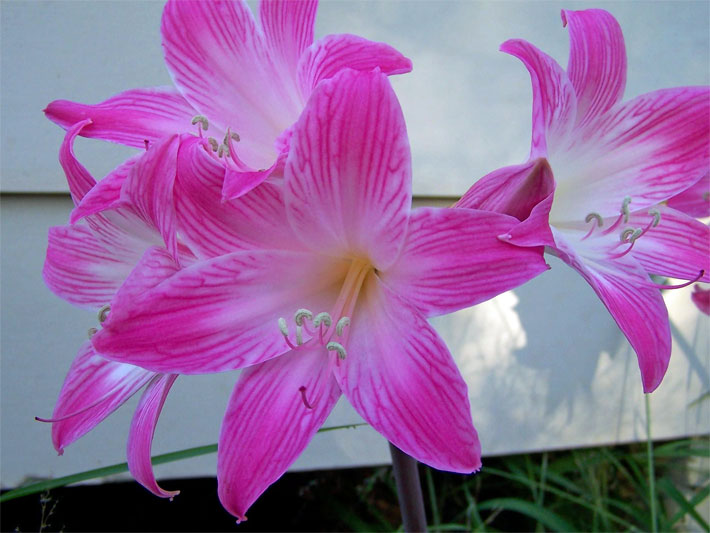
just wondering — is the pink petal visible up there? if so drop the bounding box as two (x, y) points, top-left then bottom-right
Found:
(220, 156), (282, 200)
(47, 341), (153, 453)
(297, 33), (413, 95)
(382, 207), (549, 317)
(45, 87), (197, 149)
(174, 138), (299, 258)
(562, 9), (626, 127)
(456, 158), (555, 221)
(43, 224), (140, 310)
(555, 87), (710, 221)
(92, 249), (345, 374)
(59, 119), (96, 204)
(260, 0), (317, 83)
(553, 231), (671, 392)
(161, 0), (300, 170)
(127, 373), (180, 499)
(70, 155), (141, 224)
(692, 286), (710, 315)
(667, 173), (710, 218)
(628, 205), (710, 282)
(501, 39), (577, 158)
(335, 276), (481, 473)
(120, 136), (180, 261)
(286, 69), (411, 270)
(217, 347), (340, 521)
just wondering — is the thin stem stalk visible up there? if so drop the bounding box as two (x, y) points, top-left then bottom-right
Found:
(389, 442), (428, 532)
(645, 393), (658, 533)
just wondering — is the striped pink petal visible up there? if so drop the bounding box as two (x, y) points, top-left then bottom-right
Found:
(285, 69), (411, 270)
(217, 347), (340, 521)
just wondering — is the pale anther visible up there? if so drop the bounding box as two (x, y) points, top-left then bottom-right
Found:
(326, 341), (347, 360)
(585, 212), (604, 227)
(87, 327), (98, 339)
(98, 304), (111, 323)
(294, 309), (313, 326)
(296, 325), (303, 346)
(208, 137), (219, 151)
(218, 144), (229, 158)
(191, 115), (209, 130)
(648, 209), (661, 227)
(224, 132), (240, 144)
(621, 196), (632, 222)
(336, 317), (350, 337)
(313, 312), (332, 328)
(231, 132), (240, 142)
(278, 317), (289, 336)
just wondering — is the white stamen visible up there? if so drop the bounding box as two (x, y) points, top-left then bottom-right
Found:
(296, 325), (303, 345)
(313, 312), (332, 328)
(584, 212), (604, 227)
(326, 341), (347, 360)
(294, 309), (313, 326)
(278, 317), (289, 336)
(208, 137), (219, 151)
(98, 304), (110, 323)
(621, 196), (632, 222)
(336, 317), (350, 337)
(648, 208), (661, 228)
(191, 115), (209, 130)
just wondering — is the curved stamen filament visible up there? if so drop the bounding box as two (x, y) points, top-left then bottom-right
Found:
(581, 212), (603, 240)
(647, 270), (705, 290)
(326, 341), (347, 360)
(298, 386), (314, 409)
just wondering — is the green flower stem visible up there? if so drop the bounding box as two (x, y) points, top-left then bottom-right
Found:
(645, 393), (658, 533)
(389, 442), (428, 532)
(0, 422), (365, 503)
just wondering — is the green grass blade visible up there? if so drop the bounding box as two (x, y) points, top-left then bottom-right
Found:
(477, 497), (575, 532)
(0, 422), (366, 503)
(660, 478), (710, 532)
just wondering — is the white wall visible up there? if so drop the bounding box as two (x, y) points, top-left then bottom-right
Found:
(2, 0), (708, 488)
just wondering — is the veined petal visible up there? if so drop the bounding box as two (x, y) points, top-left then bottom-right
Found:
(667, 173), (710, 218)
(628, 205), (710, 282)
(218, 347), (340, 521)
(562, 9), (626, 127)
(692, 286), (710, 315)
(48, 342), (153, 453)
(259, 0), (317, 83)
(501, 39), (577, 158)
(43, 225), (139, 310)
(456, 158), (555, 221)
(59, 119), (96, 204)
(161, 0), (300, 169)
(127, 373), (180, 499)
(553, 230), (671, 392)
(45, 87), (196, 149)
(335, 276), (481, 472)
(552, 87), (710, 221)
(175, 139), (300, 258)
(92, 249), (345, 374)
(70, 155), (141, 224)
(120, 136), (180, 261)
(286, 69), (411, 270)
(382, 207), (549, 317)
(221, 156), (282, 200)
(297, 34), (413, 96)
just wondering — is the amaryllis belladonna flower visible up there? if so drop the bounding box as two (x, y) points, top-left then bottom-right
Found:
(457, 8), (710, 393)
(40, 120), (201, 498)
(44, 0), (412, 201)
(90, 69), (550, 520)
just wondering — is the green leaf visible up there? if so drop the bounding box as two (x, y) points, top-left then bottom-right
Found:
(660, 478), (710, 532)
(477, 497), (575, 532)
(0, 423), (366, 503)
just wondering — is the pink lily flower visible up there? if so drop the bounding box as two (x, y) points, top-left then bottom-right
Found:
(40, 119), (200, 498)
(457, 8), (710, 393)
(44, 0), (412, 201)
(667, 172), (710, 218)
(691, 286), (710, 315)
(91, 68), (549, 520)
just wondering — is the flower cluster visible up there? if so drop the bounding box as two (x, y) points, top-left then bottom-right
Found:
(41, 0), (708, 520)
